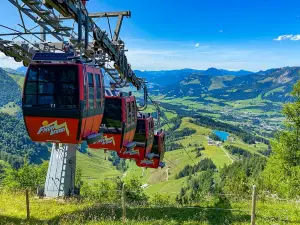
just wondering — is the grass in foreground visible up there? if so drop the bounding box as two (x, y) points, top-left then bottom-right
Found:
(1, 192), (300, 225)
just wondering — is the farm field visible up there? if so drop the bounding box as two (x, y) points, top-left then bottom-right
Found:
(160, 95), (284, 133)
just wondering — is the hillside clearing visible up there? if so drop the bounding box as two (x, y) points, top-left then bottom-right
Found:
(0, 102), (20, 115)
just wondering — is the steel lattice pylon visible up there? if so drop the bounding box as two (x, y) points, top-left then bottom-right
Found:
(45, 143), (77, 197)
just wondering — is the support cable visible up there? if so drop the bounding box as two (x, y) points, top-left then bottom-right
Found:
(163, 156), (182, 170)
(164, 121), (197, 165)
(146, 93), (196, 166)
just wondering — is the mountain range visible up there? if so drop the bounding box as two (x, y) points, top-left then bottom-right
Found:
(2, 65), (299, 106)
(134, 68), (254, 86)
(162, 66), (299, 103)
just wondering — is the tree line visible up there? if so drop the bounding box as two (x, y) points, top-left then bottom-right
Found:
(176, 158), (216, 179)
(224, 145), (252, 158)
(177, 154), (267, 204)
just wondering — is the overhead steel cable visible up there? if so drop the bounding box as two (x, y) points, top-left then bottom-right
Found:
(147, 94), (197, 166)
(164, 122), (197, 165)
(163, 156), (182, 170)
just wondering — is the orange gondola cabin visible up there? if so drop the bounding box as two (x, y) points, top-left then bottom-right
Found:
(136, 130), (166, 169)
(22, 53), (105, 144)
(88, 91), (137, 151)
(118, 114), (154, 160)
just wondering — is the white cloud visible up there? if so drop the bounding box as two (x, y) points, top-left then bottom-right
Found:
(195, 43), (200, 47)
(0, 53), (22, 69)
(291, 35), (300, 40)
(2, 37), (299, 72)
(125, 38), (300, 71)
(274, 34), (300, 41)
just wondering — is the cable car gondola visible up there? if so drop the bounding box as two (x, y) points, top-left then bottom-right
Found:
(118, 113), (154, 160)
(136, 130), (166, 168)
(22, 53), (105, 144)
(88, 92), (137, 152)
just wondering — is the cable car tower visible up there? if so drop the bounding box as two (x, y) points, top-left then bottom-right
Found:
(0, 0), (150, 197)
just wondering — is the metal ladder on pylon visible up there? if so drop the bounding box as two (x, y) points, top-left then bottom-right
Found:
(44, 143), (77, 197)
(57, 145), (67, 196)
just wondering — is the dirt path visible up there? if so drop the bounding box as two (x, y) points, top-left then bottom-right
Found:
(220, 145), (234, 163)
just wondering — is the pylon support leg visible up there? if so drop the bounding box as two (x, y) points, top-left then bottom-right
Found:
(44, 143), (78, 197)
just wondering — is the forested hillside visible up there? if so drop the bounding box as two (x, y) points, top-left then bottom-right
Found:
(0, 68), (21, 106)
(0, 113), (49, 168)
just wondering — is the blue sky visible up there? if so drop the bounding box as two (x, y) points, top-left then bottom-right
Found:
(1, 0), (300, 71)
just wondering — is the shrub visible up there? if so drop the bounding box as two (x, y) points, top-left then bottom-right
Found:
(150, 193), (171, 206)
(2, 161), (48, 191)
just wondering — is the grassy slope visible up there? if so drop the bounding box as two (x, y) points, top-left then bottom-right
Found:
(77, 149), (121, 181)
(8, 74), (25, 88)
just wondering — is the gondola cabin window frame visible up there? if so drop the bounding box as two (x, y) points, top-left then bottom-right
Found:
(131, 101), (135, 125)
(127, 102), (131, 125)
(88, 72), (95, 109)
(95, 73), (101, 108)
(23, 65), (79, 109)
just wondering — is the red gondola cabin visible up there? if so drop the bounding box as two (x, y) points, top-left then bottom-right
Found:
(88, 92), (137, 151)
(118, 114), (154, 160)
(22, 53), (105, 144)
(136, 130), (166, 168)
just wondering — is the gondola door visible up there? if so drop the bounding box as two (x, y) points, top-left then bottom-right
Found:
(129, 100), (137, 142)
(80, 66), (103, 140)
(124, 98), (136, 146)
(146, 119), (155, 155)
(80, 67), (91, 138)
(92, 69), (104, 135)
(123, 100), (131, 145)
(159, 133), (165, 162)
